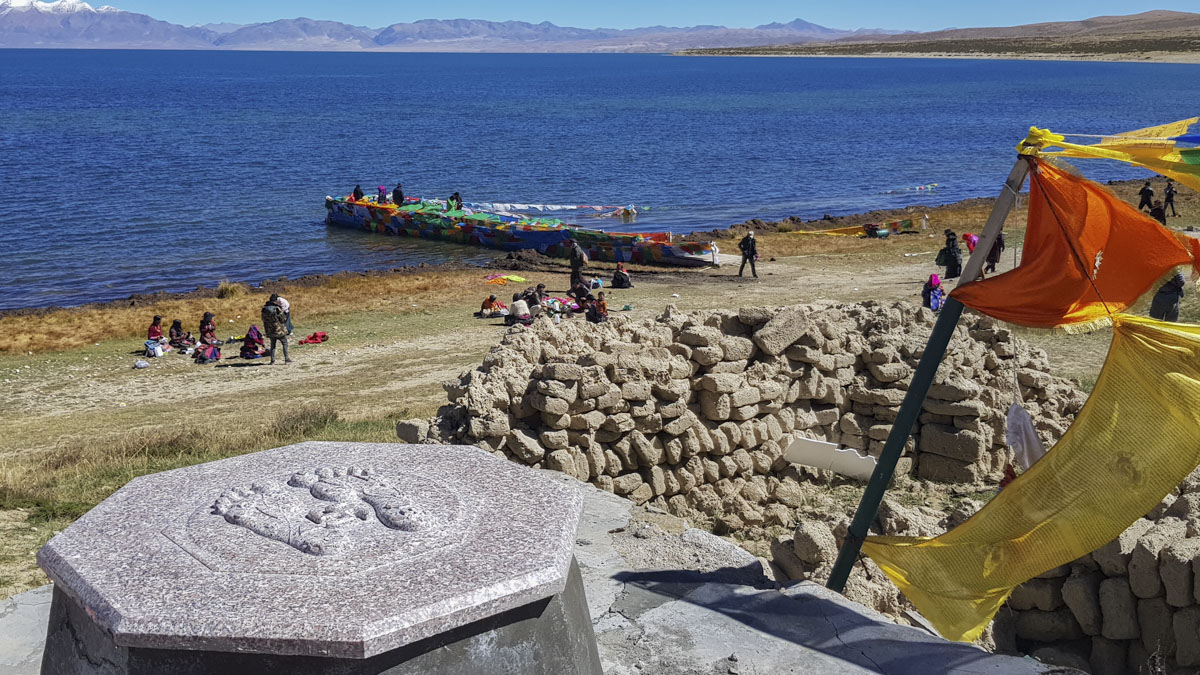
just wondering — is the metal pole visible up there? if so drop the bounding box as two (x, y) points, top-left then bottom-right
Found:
(826, 155), (1032, 593)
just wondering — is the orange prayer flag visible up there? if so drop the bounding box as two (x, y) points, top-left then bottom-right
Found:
(951, 160), (1197, 329)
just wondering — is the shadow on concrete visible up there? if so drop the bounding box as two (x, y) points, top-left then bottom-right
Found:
(612, 567), (1051, 675)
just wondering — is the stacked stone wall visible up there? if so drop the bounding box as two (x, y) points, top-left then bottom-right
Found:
(400, 301), (1083, 528)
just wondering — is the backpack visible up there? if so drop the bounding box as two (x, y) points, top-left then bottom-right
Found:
(144, 340), (163, 358)
(935, 248), (948, 266)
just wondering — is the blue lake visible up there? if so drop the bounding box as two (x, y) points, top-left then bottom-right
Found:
(1, 50), (1196, 309)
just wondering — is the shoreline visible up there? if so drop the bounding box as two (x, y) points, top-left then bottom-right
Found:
(675, 51), (1200, 64)
(0, 175), (1179, 316)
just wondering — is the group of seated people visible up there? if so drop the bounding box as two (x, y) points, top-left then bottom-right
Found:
(473, 262), (632, 326)
(146, 312), (266, 360)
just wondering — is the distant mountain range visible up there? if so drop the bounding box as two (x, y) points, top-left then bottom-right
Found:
(680, 10), (1200, 59)
(0, 0), (902, 52)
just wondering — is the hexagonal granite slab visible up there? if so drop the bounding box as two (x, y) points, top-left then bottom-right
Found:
(37, 442), (584, 660)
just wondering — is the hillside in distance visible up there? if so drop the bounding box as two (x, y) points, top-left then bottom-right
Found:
(679, 10), (1200, 61)
(0, 0), (898, 52)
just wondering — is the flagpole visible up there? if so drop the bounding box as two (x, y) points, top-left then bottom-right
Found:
(825, 155), (1033, 593)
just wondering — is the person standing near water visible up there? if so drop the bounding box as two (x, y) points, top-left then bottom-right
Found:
(262, 295), (292, 365)
(1138, 182), (1154, 211)
(738, 231), (758, 278)
(1165, 180), (1178, 217)
(985, 232), (1005, 274)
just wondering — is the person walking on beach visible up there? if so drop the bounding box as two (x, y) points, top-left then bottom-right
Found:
(392, 182), (404, 206)
(569, 240), (588, 289)
(262, 295), (292, 365)
(1150, 271), (1185, 322)
(738, 231), (758, 278)
(1165, 180), (1178, 217)
(985, 232), (1005, 274)
(1138, 182), (1154, 211)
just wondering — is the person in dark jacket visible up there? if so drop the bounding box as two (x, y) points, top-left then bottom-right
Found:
(738, 232), (758, 278)
(261, 296), (292, 364)
(1150, 200), (1168, 227)
(612, 262), (633, 288)
(392, 183), (404, 206)
(1165, 180), (1178, 217)
(352, 185), (365, 201)
(984, 232), (1006, 274)
(168, 319), (195, 349)
(447, 192), (463, 211)
(1150, 271), (1185, 322)
(569, 241), (588, 289)
(940, 229), (962, 279)
(1138, 181), (1154, 211)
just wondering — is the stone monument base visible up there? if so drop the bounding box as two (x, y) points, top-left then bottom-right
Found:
(41, 558), (600, 675)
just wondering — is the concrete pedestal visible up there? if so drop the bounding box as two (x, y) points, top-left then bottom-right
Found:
(37, 443), (599, 675)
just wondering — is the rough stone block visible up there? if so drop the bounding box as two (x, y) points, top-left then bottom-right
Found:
(1137, 596), (1175, 656)
(612, 472), (643, 496)
(721, 336), (756, 362)
(917, 424), (988, 463)
(699, 391), (731, 421)
(530, 392), (570, 416)
(730, 387), (761, 408)
(915, 453), (986, 484)
(1159, 538), (1200, 608)
(396, 419), (431, 444)
(1014, 608), (1083, 642)
(507, 429), (546, 464)
(1129, 520), (1187, 599)
(1062, 569), (1103, 636)
(1099, 577), (1140, 640)
(1093, 518), (1155, 576)
(1089, 637), (1128, 675)
(753, 306), (811, 356)
(699, 373), (743, 394)
(792, 521), (837, 565)
(540, 430), (569, 450)
(1175, 606), (1200, 666)
(1009, 578), (1065, 612)
(868, 362), (909, 384)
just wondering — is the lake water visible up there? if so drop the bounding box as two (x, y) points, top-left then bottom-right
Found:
(1, 50), (1197, 309)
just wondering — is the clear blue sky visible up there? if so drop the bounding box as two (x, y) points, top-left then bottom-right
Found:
(101, 1), (1200, 31)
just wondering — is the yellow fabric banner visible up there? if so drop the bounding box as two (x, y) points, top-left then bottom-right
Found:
(861, 314), (1200, 642)
(1023, 118), (1200, 194)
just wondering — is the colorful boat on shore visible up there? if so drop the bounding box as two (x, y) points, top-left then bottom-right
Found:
(324, 196), (718, 267)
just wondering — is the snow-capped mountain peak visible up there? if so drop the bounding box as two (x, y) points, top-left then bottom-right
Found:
(0, 0), (106, 14)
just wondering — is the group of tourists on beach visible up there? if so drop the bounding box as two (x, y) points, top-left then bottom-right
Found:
(476, 241), (634, 326)
(1138, 179), (1180, 226)
(144, 294), (296, 365)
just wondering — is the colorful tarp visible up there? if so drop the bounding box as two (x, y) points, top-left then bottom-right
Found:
(1022, 118), (1200, 194)
(951, 160), (1199, 330)
(324, 198), (716, 267)
(862, 314), (1200, 642)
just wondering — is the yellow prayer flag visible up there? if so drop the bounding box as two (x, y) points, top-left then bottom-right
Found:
(861, 315), (1200, 642)
(1022, 118), (1200, 194)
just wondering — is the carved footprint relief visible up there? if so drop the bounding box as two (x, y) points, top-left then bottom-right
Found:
(289, 467), (426, 532)
(211, 482), (350, 556)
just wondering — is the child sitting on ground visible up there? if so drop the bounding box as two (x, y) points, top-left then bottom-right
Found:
(922, 273), (944, 311)
(586, 291), (609, 323)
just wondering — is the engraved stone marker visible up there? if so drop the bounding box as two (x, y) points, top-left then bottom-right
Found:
(38, 442), (599, 674)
